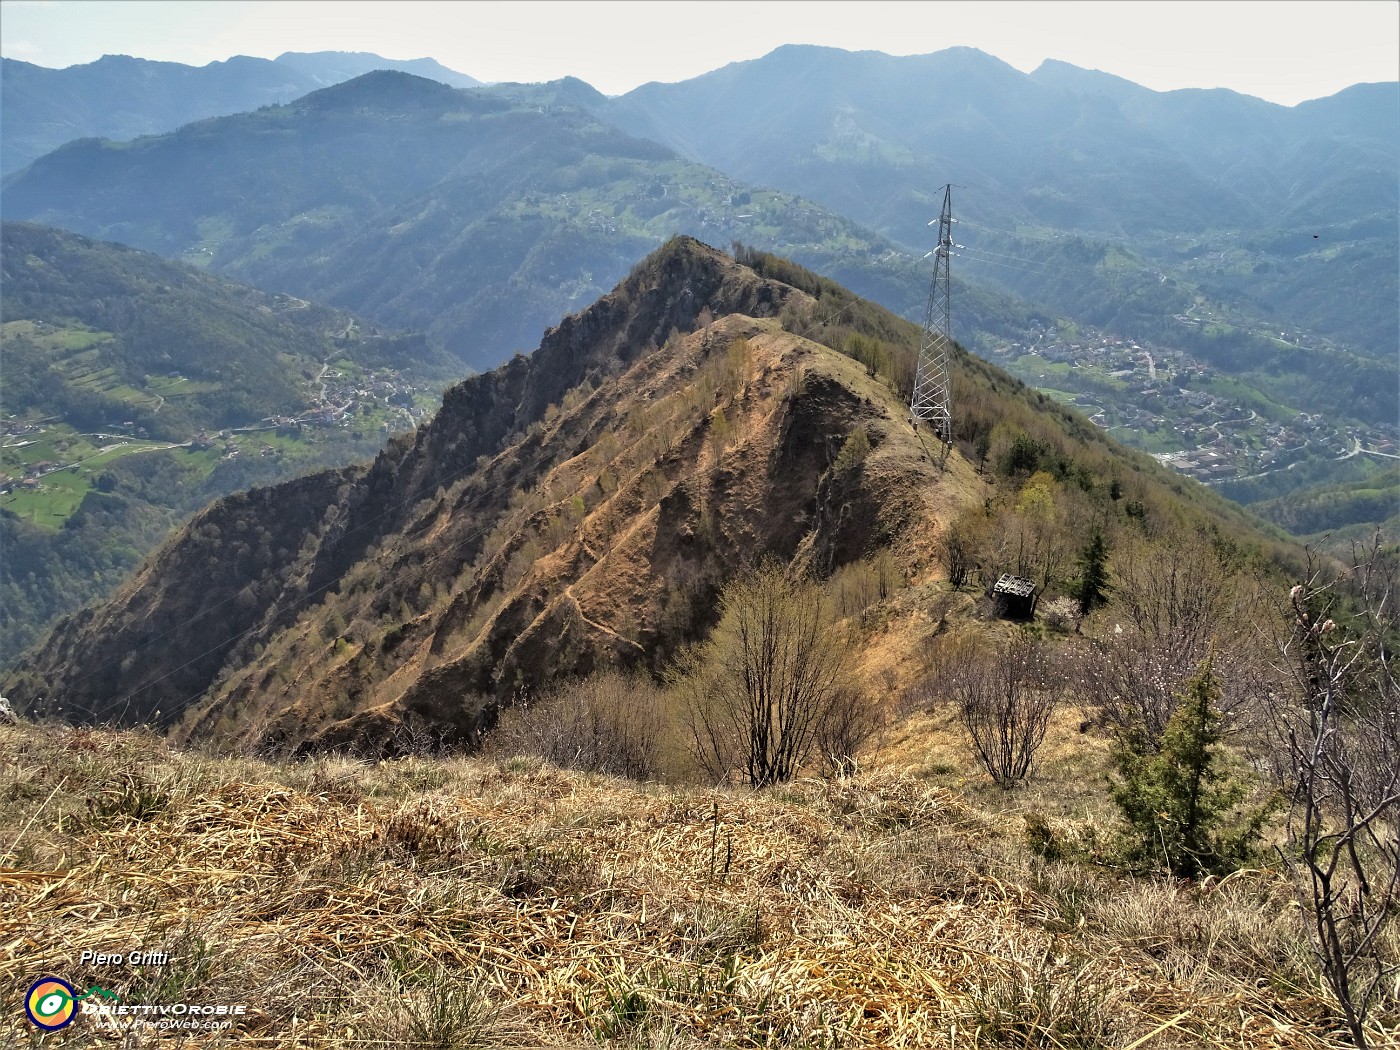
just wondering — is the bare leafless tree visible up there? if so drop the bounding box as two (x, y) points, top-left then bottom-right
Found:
(936, 515), (978, 589)
(1071, 534), (1264, 747)
(1268, 538), (1399, 1047)
(388, 713), (453, 758)
(680, 564), (860, 787)
(930, 633), (1058, 787)
(814, 681), (884, 777)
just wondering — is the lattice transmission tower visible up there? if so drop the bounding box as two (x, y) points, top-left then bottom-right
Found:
(910, 184), (955, 444)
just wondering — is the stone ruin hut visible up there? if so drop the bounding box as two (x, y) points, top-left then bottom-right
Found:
(991, 573), (1036, 620)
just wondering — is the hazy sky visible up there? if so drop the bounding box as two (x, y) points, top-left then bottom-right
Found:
(3, 0), (1397, 105)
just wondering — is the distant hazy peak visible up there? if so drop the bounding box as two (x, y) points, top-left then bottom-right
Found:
(737, 42), (1013, 74)
(762, 42), (1000, 62)
(476, 75), (610, 109)
(290, 69), (473, 112)
(9, 52), (273, 74)
(1031, 57), (1400, 113)
(273, 50), (481, 89)
(1029, 59), (1148, 99)
(621, 42), (1025, 103)
(545, 76), (609, 102)
(0, 48), (482, 172)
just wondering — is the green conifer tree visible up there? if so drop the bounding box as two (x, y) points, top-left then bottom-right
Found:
(1110, 657), (1271, 877)
(1072, 531), (1110, 614)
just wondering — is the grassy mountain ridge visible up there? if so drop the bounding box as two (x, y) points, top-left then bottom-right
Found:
(6, 239), (1298, 754)
(7, 238), (806, 736)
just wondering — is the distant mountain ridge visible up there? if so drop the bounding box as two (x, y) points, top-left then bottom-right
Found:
(493, 45), (1396, 360)
(600, 45), (1397, 236)
(7, 44), (1393, 357)
(0, 50), (479, 173)
(2, 69), (1039, 373)
(272, 50), (480, 90)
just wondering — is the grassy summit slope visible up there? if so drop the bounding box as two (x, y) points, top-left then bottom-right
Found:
(0, 720), (1337, 1048)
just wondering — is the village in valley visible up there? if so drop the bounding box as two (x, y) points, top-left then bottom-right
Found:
(11, 314), (1397, 524)
(0, 358), (433, 524)
(194, 360), (431, 458)
(990, 324), (1400, 486)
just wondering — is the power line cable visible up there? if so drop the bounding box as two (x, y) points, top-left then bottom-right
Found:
(957, 245), (1058, 273)
(954, 251), (1057, 278)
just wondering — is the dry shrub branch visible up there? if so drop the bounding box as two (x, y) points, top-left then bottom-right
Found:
(677, 563), (869, 787)
(925, 632), (1059, 787)
(489, 670), (666, 780)
(1268, 537), (1400, 1046)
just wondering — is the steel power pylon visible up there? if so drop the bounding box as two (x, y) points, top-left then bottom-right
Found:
(910, 184), (954, 444)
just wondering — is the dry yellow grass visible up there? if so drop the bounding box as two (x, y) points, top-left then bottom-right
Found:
(0, 721), (1379, 1048)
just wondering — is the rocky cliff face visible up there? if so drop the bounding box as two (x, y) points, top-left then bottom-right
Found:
(10, 238), (943, 752)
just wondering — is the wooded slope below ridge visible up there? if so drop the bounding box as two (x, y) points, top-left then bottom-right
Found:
(6, 238), (1300, 755)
